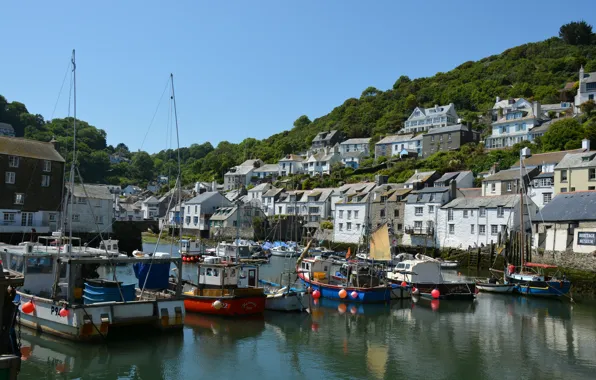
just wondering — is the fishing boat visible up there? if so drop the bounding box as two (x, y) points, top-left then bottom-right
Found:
(505, 263), (571, 297)
(0, 259), (24, 379)
(387, 258), (476, 300)
(259, 269), (308, 312)
(270, 245), (300, 257)
(475, 280), (516, 294)
(179, 239), (209, 262)
(178, 257), (265, 316)
(297, 225), (399, 303)
(215, 241), (252, 262)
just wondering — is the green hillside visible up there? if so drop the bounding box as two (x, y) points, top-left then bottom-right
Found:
(2, 21), (596, 189)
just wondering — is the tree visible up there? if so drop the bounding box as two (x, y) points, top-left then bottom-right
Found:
(405, 94), (417, 110)
(131, 151), (155, 183)
(293, 115), (311, 130)
(540, 118), (584, 151)
(581, 100), (596, 116)
(559, 21), (594, 45)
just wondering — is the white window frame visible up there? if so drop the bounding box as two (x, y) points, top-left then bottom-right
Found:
(470, 224), (475, 234)
(449, 224), (455, 234)
(491, 225), (498, 235)
(41, 175), (51, 187)
(5, 172), (15, 184)
(8, 156), (19, 168)
(14, 193), (24, 205)
(479, 225), (486, 235)
(43, 160), (52, 172)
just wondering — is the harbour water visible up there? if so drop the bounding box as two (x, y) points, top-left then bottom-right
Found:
(19, 243), (596, 379)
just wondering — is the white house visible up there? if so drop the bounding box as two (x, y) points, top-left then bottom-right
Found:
(341, 151), (367, 169)
(247, 183), (272, 209)
(485, 98), (544, 149)
(262, 187), (284, 216)
(65, 184), (113, 233)
(402, 186), (455, 248)
(141, 196), (160, 220)
(437, 195), (536, 249)
(403, 103), (459, 134)
(304, 146), (341, 176)
(253, 164), (280, 180)
(391, 135), (423, 158)
(224, 159), (263, 191)
(275, 190), (306, 216)
(434, 171), (475, 189)
(118, 202), (143, 221)
(339, 138), (371, 156)
(278, 154), (304, 176)
(297, 188), (334, 223)
(575, 66), (596, 108)
(330, 182), (377, 214)
(182, 191), (232, 237)
(122, 185), (142, 196)
(333, 190), (375, 244)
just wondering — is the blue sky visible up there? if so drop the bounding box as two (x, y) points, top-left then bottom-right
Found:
(1, 1), (595, 153)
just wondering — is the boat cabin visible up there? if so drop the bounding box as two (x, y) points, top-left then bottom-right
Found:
(197, 261), (259, 289)
(390, 260), (444, 283)
(215, 242), (252, 261)
(99, 239), (119, 252)
(180, 239), (205, 254)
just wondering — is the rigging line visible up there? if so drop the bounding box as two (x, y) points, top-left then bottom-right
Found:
(139, 77), (170, 151)
(50, 59), (72, 120)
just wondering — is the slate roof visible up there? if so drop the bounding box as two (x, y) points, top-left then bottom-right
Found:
(340, 138), (371, 145)
(248, 183), (271, 192)
(225, 165), (254, 175)
(442, 194), (526, 209)
(185, 191), (222, 205)
(0, 136), (65, 162)
(299, 188), (334, 203)
(435, 172), (459, 183)
(342, 151), (366, 158)
(483, 168), (532, 182)
(253, 163), (279, 173)
(512, 149), (583, 168)
(71, 184), (112, 200)
(263, 187), (284, 197)
(279, 154), (304, 162)
(376, 134), (414, 145)
(581, 70), (596, 83)
(412, 187), (450, 194)
(407, 104), (455, 121)
(492, 98), (521, 110)
(210, 206), (237, 221)
(424, 124), (470, 135)
(312, 130), (339, 142)
(539, 191), (596, 222)
(456, 188), (482, 198)
(555, 151), (596, 169)
(143, 196), (160, 204)
(405, 171), (436, 184)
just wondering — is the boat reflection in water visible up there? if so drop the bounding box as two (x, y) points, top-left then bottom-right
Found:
(185, 313), (266, 341)
(18, 328), (184, 379)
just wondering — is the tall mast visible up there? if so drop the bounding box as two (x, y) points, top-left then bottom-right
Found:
(68, 49), (77, 251)
(519, 150), (525, 270)
(170, 74), (183, 247)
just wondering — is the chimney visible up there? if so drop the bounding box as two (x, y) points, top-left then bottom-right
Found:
(496, 96), (501, 103)
(580, 65), (585, 80)
(583, 138), (591, 152)
(532, 101), (541, 119)
(450, 179), (457, 200)
(467, 121), (472, 132)
(508, 98), (515, 105)
(375, 175), (388, 186)
(49, 136), (59, 151)
(521, 147), (531, 158)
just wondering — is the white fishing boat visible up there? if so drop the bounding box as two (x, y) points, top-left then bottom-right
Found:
(264, 288), (308, 311)
(215, 242), (252, 261)
(269, 245), (300, 257)
(475, 281), (516, 293)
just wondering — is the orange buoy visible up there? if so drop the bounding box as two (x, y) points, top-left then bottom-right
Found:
(401, 281), (408, 288)
(337, 303), (347, 314)
(338, 289), (347, 299)
(59, 308), (69, 317)
(22, 301), (35, 314)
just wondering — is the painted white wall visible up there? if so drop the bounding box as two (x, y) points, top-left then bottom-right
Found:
(437, 207), (514, 249)
(333, 203), (368, 243)
(67, 198), (113, 233)
(183, 195), (232, 231)
(0, 209), (58, 233)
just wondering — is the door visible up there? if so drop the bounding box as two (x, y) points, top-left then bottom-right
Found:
(248, 269), (256, 287)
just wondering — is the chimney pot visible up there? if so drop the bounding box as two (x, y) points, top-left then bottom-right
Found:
(582, 138), (591, 152)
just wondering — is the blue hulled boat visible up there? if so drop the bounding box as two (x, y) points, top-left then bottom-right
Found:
(506, 263), (572, 297)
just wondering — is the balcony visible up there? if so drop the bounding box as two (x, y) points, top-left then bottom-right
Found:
(404, 226), (434, 236)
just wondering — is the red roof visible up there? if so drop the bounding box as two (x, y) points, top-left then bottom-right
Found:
(525, 262), (558, 269)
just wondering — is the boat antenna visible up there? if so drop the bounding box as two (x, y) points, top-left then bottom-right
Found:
(171, 73), (183, 250)
(519, 149), (525, 271)
(68, 49), (77, 256)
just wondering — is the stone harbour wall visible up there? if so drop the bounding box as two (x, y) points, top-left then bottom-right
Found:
(532, 250), (596, 272)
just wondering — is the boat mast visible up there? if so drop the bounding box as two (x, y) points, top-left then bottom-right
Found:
(519, 149), (525, 271)
(68, 49), (77, 254)
(170, 74), (183, 251)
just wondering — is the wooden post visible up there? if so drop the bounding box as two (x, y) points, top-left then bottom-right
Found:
(526, 233), (531, 263)
(490, 242), (494, 267)
(476, 247), (481, 271)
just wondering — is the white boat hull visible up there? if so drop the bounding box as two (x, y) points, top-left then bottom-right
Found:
(270, 250), (299, 257)
(264, 292), (307, 311)
(475, 283), (516, 294)
(17, 293), (185, 342)
(440, 262), (459, 269)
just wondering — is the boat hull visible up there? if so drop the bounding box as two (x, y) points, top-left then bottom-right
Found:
(515, 281), (571, 297)
(476, 283), (516, 293)
(184, 295), (265, 316)
(17, 293), (184, 342)
(414, 282), (476, 300)
(265, 292), (307, 311)
(270, 251), (299, 257)
(298, 273), (392, 303)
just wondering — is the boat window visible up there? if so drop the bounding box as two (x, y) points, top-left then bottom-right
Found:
(200, 268), (205, 276)
(324, 266), (328, 272)
(9, 255), (24, 272)
(206, 268), (212, 276)
(396, 263), (405, 269)
(26, 257), (53, 274)
(213, 268), (219, 277)
(1, 252), (8, 264)
(306, 264), (310, 270)
(231, 269), (236, 277)
(405, 264), (410, 269)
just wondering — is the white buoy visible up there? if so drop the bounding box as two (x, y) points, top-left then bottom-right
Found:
(212, 300), (223, 310)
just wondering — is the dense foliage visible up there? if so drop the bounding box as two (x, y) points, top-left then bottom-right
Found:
(2, 22), (596, 190)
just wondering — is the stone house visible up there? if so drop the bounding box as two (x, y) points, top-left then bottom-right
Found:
(575, 66), (596, 108)
(65, 184), (114, 233)
(311, 130), (344, 150)
(370, 185), (411, 238)
(422, 124), (479, 157)
(209, 203), (265, 240)
(481, 166), (539, 197)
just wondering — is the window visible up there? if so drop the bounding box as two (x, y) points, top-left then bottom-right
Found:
(543, 193), (552, 204)
(447, 209), (453, 221)
(356, 224), (360, 231)
(95, 215), (104, 224)
(72, 214), (80, 222)
(590, 168), (596, 180)
(8, 156), (19, 168)
(463, 210), (468, 218)
(185, 216), (190, 224)
(3, 213), (15, 224)
(397, 223), (402, 231)
(49, 213), (57, 222)
(380, 209), (385, 217)
(394, 209), (399, 217)
(339, 210), (344, 219)
(415, 207), (423, 216)
(193, 216), (198, 225)
(479, 225), (486, 235)
(470, 209), (474, 216)
(339, 223), (343, 231)
(354, 211), (359, 218)
(77, 197), (87, 204)
(346, 222), (352, 231)
(561, 170), (567, 182)
(491, 225), (498, 235)
(491, 183), (496, 193)
(470, 224), (475, 234)
(431, 136), (435, 142)
(570, 187), (575, 192)
(449, 224), (455, 234)
(479, 207), (486, 217)
(43, 160), (51, 172)
(501, 225), (507, 233)
(195, 206), (198, 213)
(5, 172), (15, 184)
(561, 187), (567, 193)
(41, 175), (50, 187)
(448, 133), (452, 140)
(506, 182), (512, 192)
(497, 206), (504, 218)
(414, 221), (423, 229)
(14, 193), (24, 205)
(428, 205), (434, 214)
(347, 211), (352, 219)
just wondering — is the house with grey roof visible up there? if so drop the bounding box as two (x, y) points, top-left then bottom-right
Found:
(311, 130), (345, 150)
(253, 163), (280, 180)
(553, 141), (596, 194)
(0, 122), (15, 137)
(209, 203), (265, 240)
(65, 184), (114, 233)
(434, 171), (474, 189)
(485, 98), (546, 150)
(182, 191), (232, 237)
(224, 159), (263, 191)
(481, 166), (539, 197)
(403, 103), (459, 134)
(339, 138), (371, 156)
(375, 134), (414, 159)
(333, 183), (378, 244)
(247, 182), (272, 209)
(404, 170), (440, 190)
(122, 185), (142, 196)
(437, 194), (536, 249)
(278, 154), (304, 176)
(575, 66), (596, 108)
(422, 124), (479, 157)
(370, 185), (411, 238)
(304, 145), (341, 176)
(262, 187), (284, 216)
(534, 191), (596, 253)
(141, 196), (160, 220)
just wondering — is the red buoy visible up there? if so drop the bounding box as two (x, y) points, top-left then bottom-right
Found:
(22, 301), (35, 314)
(401, 281), (408, 288)
(312, 290), (321, 299)
(350, 291), (358, 299)
(431, 289), (440, 299)
(59, 308), (69, 317)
